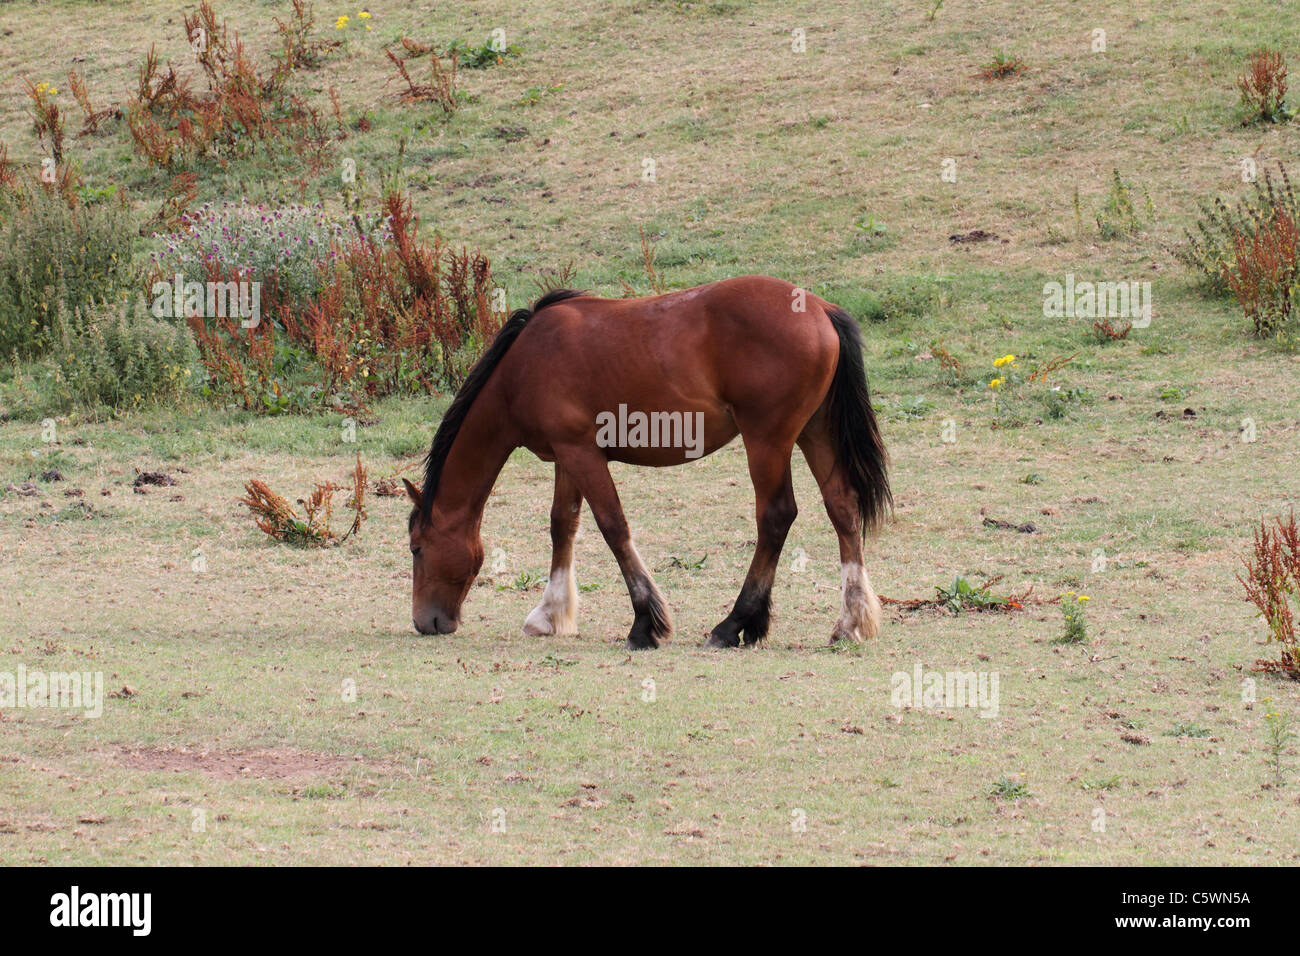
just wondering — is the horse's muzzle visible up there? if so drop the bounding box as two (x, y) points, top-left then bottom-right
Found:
(413, 612), (458, 635)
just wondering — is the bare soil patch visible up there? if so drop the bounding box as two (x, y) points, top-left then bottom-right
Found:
(117, 746), (357, 780)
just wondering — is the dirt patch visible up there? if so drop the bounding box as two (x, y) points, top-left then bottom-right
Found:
(118, 746), (355, 780)
(948, 228), (1004, 244)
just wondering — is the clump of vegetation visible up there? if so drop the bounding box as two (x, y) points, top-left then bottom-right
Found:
(151, 199), (370, 307)
(891, 394), (932, 419)
(4, 299), (199, 415)
(274, 0), (344, 71)
(386, 42), (459, 116)
(1057, 592), (1089, 644)
(24, 79), (65, 163)
(125, 0), (338, 173)
(1176, 162), (1299, 293)
(530, 261), (579, 298)
(1262, 701), (1293, 788)
(928, 341), (965, 384)
(515, 83), (562, 108)
(241, 452), (367, 546)
(1093, 169), (1150, 239)
(498, 571), (545, 592)
(1178, 162), (1300, 342)
(851, 212), (894, 253)
(980, 50), (1026, 79)
(1223, 207), (1300, 343)
(537, 652), (577, 668)
(986, 352), (1023, 426)
(1238, 49), (1292, 124)
(883, 574), (1034, 616)
(1091, 317), (1132, 342)
(155, 192), (498, 412)
(987, 352), (1079, 426)
(1238, 512), (1300, 677)
(0, 181), (138, 357)
(301, 193), (497, 393)
(1039, 384), (1089, 420)
(617, 227), (667, 297)
(446, 37), (522, 69)
(67, 69), (122, 136)
(989, 775), (1030, 800)
(1071, 173), (1150, 239)
(936, 575), (1014, 614)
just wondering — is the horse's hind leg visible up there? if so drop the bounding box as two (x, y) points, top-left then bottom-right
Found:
(705, 442), (798, 648)
(523, 464), (582, 637)
(552, 444), (672, 650)
(796, 411), (882, 643)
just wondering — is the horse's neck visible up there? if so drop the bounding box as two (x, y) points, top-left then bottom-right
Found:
(430, 386), (517, 531)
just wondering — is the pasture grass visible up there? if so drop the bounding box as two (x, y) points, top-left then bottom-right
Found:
(2, 0), (1300, 864)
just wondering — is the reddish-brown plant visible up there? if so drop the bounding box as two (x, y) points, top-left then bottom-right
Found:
(1092, 317), (1132, 341)
(1239, 512), (1300, 677)
(1224, 207), (1300, 338)
(386, 43), (458, 115)
(1238, 49), (1290, 123)
(240, 452), (367, 546)
(67, 70), (122, 135)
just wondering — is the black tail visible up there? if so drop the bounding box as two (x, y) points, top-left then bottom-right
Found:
(825, 306), (892, 534)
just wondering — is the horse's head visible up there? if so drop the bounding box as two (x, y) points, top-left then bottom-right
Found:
(404, 479), (483, 634)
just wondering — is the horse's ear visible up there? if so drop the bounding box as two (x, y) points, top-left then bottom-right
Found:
(402, 478), (423, 510)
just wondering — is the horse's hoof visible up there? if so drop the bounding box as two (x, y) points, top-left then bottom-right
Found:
(522, 606), (555, 637)
(703, 631), (739, 649)
(626, 635), (660, 650)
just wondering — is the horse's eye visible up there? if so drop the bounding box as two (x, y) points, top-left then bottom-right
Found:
(411, 545), (422, 557)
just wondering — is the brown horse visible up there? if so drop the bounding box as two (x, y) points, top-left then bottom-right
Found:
(403, 275), (891, 649)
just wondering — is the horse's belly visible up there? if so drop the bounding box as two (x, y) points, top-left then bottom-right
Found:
(599, 403), (738, 466)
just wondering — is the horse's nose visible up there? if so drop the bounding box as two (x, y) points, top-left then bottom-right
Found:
(414, 612), (458, 635)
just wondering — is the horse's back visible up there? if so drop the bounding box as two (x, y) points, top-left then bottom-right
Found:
(502, 276), (842, 461)
(523, 275), (838, 364)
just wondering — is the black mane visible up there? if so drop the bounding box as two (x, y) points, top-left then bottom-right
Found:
(419, 288), (588, 519)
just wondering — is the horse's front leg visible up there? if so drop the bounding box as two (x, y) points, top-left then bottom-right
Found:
(523, 464), (582, 637)
(552, 444), (672, 649)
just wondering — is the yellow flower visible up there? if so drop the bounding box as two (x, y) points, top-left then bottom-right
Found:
(335, 14), (349, 28)
(993, 353), (1016, 368)
(357, 9), (371, 17)
(988, 377), (1004, 389)
(1077, 595), (1090, 602)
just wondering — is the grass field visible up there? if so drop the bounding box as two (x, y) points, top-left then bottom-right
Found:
(2, 0), (1300, 864)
